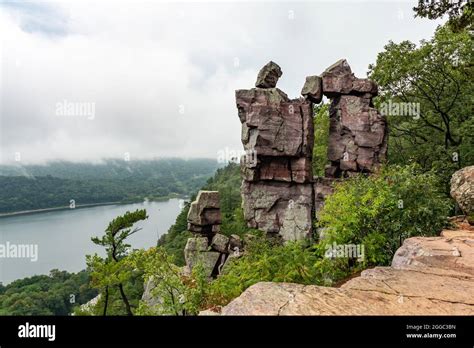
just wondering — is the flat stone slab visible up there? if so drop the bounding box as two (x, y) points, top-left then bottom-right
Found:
(212, 227), (474, 315)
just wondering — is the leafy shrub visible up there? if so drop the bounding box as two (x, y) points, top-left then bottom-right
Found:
(130, 247), (209, 316)
(317, 165), (452, 265)
(205, 234), (354, 307)
(312, 103), (330, 177)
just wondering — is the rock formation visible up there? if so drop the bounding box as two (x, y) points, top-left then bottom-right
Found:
(311, 59), (388, 219)
(187, 190), (222, 235)
(255, 61), (283, 88)
(236, 62), (314, 241)
(321, 59), (387, 178)
(235, 60), (387, 241)
(451, 165), (474, 224)
(185, 190), (241, 277)
(204, 223), (474, 315)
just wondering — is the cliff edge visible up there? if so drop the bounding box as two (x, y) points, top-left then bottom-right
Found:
(206, 220), (474, 315)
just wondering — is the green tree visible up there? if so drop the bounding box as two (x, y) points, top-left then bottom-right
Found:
(317, 165), (452, 265)
(130, 247), (209, 316)
(89, 209), (148, 315)
(368, 24), (474, 190)
(413, 0), (473, 32)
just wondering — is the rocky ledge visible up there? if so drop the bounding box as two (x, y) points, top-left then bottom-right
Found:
(204, 221), (474, 315)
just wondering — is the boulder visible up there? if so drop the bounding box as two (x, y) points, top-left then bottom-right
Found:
(323, 59), (352, 76)
(301, 75), (323, 103)
(236, 88), (313, 157)
(218, 226), (474, 315)
(211, 233), (230, 253)
(184, 236), (222, 277)
(184, 237), (209, 268)
(187, 191), (222, 238)
(318, 60), (387, 177)
(451, 166), (474, 224)
(186, 250), (221, 278)
(322, 74), (354, 97)
(324, 164), (338, 178)
(321, 60), (354, 97)
(255, 61), (283, 88)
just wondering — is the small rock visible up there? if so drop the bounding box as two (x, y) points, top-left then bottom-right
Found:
(301, 75), (323, 103)
(323, 59), (352, 76)
(184, 237), (209, 272)
(211, 233), (230, 253)
(187, 190), (222, 237)
(255, 61), (283, 88)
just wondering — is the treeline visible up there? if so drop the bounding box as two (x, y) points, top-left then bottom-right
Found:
(0, 270), (97, 315)
(0, 159), (220, 213)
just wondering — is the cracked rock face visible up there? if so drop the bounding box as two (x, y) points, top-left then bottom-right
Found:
(450, 166), (474, 224)
(214, 226), (474, 315)
(241, 181), (313, 241)
(187, 190), (222, 234)
(235, 59), (388, 240)
(322, 61), (387, 177)
(236, 88), (313, 158)
(236, 63), (314, 241)
(186, 191), (230, 278)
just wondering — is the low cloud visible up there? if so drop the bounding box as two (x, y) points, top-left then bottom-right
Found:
(0, 1), (442, 164)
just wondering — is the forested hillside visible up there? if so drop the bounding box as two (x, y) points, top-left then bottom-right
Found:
(0, 159), (220, 213)
(0, 270), (97, 315)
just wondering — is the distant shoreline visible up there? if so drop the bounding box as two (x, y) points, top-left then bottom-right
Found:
(0, 202), (124, 218)
(0, 195), (186, 218)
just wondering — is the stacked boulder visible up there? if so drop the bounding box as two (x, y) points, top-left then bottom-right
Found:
(185, 191), (243, 277)
(236, 59), (388, 240)
(302, 59), (387, 218)
(236, 61), (315, 241)
(319, 59), (387, 177)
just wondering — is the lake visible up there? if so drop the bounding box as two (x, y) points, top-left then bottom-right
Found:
(0, 199), (184, 285)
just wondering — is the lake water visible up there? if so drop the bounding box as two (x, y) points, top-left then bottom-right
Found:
(0, 199), (183, 285)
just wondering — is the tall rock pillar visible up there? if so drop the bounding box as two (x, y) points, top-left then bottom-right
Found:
(236, 62), (314, 241)
(321, 59), (387, 177)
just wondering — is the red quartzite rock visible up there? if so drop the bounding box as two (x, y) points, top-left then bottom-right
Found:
(255, 61), (283, 88)
(301, 75), (323, 103)
(320, 60), (387, 176)
(241, 181), (313, 241)
(236, 62), (315, 241)
(235, 59), (388, 241)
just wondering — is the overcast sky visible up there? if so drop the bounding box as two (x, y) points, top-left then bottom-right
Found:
(0, 0), (443, 164)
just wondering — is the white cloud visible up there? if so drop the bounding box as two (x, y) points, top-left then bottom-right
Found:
(0, 1), (443, 164)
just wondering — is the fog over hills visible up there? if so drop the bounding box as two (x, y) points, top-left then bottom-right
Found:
(0, 1), (441, 164)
